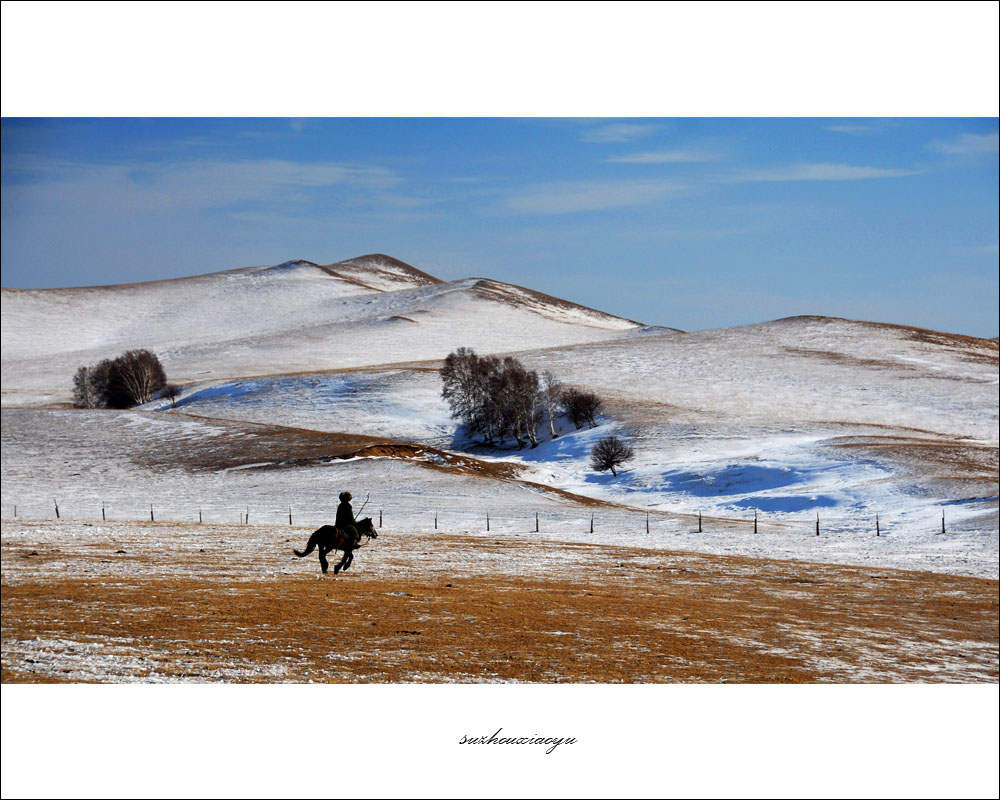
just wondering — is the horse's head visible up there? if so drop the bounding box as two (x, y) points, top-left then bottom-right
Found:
(359, 517), (378, 539)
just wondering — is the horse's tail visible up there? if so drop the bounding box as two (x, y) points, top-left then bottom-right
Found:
(293, 530), (319, 558)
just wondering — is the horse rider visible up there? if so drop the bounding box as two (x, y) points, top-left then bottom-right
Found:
(336, 491), (361, 546)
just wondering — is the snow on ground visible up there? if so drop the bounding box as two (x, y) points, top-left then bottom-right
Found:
(120, 314), (998, 571)
(142, 369), (456, 445)
(517, 317), (998, 439)
(2, 257), (997, 579)
(2, 407), (996, 578)
(5, 518), (994, 685)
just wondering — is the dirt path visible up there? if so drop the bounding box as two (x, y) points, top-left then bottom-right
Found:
(2, 520), (996, 683)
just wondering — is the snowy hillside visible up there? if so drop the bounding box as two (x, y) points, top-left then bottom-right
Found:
(1, 255), (997, 578)
(1, 254), (644, 406)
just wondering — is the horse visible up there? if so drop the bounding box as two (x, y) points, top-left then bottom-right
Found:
(293, 517), (378, 574)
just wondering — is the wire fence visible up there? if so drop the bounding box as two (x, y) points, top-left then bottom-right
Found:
(0, 498), (965, 538)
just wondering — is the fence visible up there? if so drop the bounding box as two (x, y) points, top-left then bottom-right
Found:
(0, 498), (968, 538)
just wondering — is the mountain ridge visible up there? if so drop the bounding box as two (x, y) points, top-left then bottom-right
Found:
(4, 254), (996, 410)
(1, 254), (646, 405)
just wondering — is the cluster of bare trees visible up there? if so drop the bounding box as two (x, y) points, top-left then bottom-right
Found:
(561, 387), (603, 429)
(73, 349), (167, 409)
(440, 347), (603, 448)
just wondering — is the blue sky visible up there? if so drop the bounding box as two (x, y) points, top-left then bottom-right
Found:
(2, 117), (997, 336)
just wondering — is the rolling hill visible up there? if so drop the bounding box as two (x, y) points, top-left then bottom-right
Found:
(1, 254), (649, 406)
(1, 254), (997, 578)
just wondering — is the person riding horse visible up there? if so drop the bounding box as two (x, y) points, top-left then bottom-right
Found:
(336, 491), (361, 546)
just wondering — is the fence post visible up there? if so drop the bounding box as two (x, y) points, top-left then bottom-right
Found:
(698, 511), (702, 533)
(54, 499), (60, 519)
(754, 512), (758, 534)
(13, 505), (16, 519)
(487, 512), (490, 532)
(815, 512), (819, 536)
(434, 512), (438, 530)
(590, 514), (594, 534)
(379, 509), (383, 528)
(289, 507), (293, 526)
(150, 504), (155, 522)
(535, 512), (539, 532)
(199, 508), (203, 524)
(246, 506), (249, 525)
(941, 510), (945, 534)
(102, 503), (106, 521)
(876, 514), (880, 537)
(646, 512), (649, 534)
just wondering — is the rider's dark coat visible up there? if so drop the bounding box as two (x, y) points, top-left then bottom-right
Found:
(336, 499), (356, 529)
(336, 499), (359, 543)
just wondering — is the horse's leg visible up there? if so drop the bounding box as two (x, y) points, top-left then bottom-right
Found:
(343, 549), (354, 571)
(334, 548), (350, 575)
(318, 545), (330, 574)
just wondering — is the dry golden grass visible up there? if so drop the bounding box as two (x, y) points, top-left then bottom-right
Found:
(775, 315), (999, 356)
(133, 415), (692, 507)
(781, 346), (920, 372)
(2, 522), (996, 683)
(126, 414), (530, 483)
(830, 435), (998, 483)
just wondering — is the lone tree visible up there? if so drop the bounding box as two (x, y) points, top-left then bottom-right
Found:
(590, 435), (635, 477)
(163, 384), (181, 408)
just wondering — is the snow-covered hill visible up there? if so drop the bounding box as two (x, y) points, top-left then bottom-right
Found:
(1, 255), (997, 577)
(1, 254), (645, 405)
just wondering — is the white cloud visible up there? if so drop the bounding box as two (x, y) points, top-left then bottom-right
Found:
(503, 179), (681, 214)
(3, 157), (401, 214)
(928, 132), (999, 157)
(606, 149), (720, 164)
(580, 123), (658, 143)
(733, 162), (920, 182)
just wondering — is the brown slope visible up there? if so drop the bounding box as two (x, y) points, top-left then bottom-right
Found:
(320, 254), (444, 291)
(771, 315), (1000, 353)
(468, 278), (646, 328)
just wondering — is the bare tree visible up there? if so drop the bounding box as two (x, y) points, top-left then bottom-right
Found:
(579, 391), (602, 428)
(441, 347), (482, 433)
(590, 435), (635, 477)
(482, 355), (508, 444)
(72, 366), (97, 408)
(106, 349), (166, 408)
(562, 388), (603, 429)
(441, 348), (545, 447)
(561, 388), (584, 429)
(540, 370), (562, 439)
(518, 368), (543, 448)
(163, 384), (181, 408)
(501, 357), (541, 448)
(73, 360), (113, 408)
